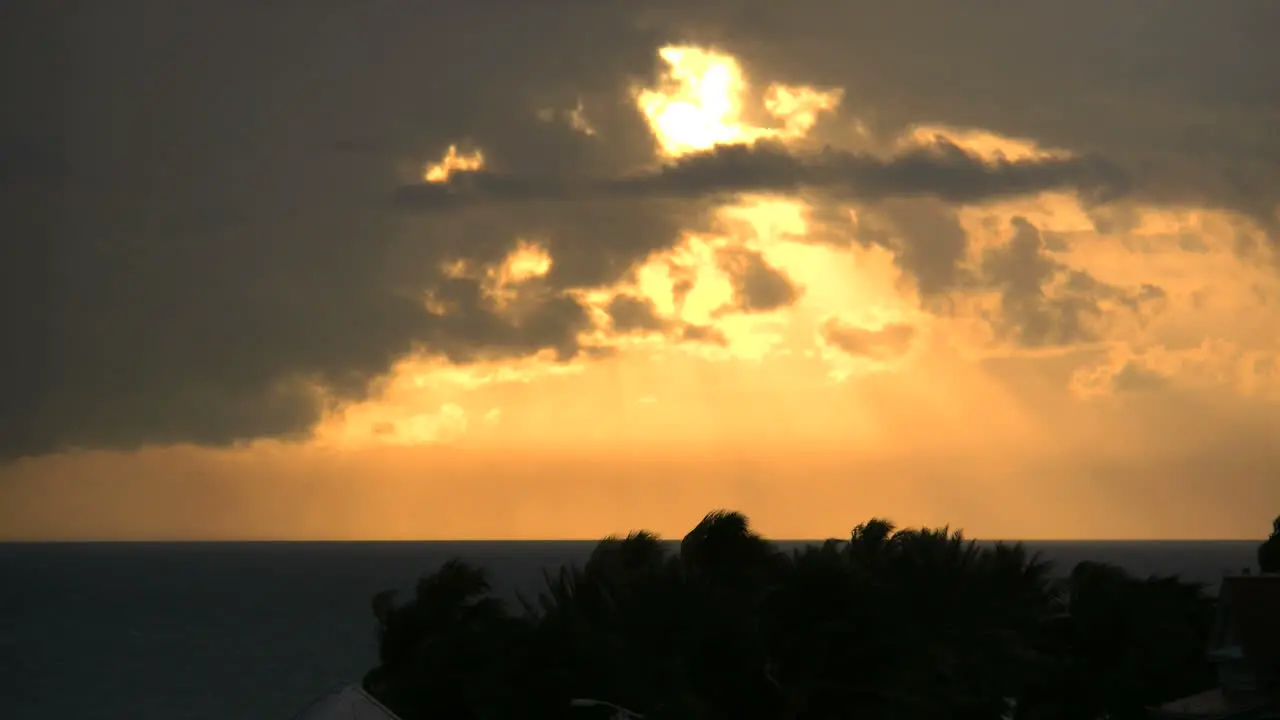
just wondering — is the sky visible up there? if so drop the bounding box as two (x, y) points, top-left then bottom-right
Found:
(2, 1), (1279, 541)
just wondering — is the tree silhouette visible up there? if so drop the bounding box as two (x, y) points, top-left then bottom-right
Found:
(362, 511), (1222, 720)
(1259, 514), (1280, 573)
(366, 560), (527, 719)
(1016, 562), (1215, 720)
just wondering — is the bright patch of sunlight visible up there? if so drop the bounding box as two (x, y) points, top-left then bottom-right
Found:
(310, 349), (593, 448)
(314, 402), (469, 449)
(497, 240), (554, 284)
(896, 124), (1074, 163)
(623, 45), (918, 370)
(484, 239), (555, 313)
(423, 144), (484, 183)
(431, 239), (554, 314)
(634, 45), (842, 158)
(762, 84), (844, 139)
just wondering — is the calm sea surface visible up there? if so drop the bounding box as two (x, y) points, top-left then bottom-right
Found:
(0, 540), (1259, 720)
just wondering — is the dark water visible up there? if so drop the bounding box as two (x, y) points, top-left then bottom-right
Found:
(0, 540), (1259, 720)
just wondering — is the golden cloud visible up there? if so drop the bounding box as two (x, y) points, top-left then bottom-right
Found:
(423, 145), (485, 183)
(321, 42), (1280, 466)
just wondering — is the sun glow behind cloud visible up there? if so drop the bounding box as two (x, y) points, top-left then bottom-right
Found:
(319, 45), (961, 452)
(311, 45), (947, 455)
(899, 124), (1075, 163)
(423, 144), (484, 183)
(262, 42), (1278, 540)
(635, 46), (844, 157)
(318, 42), (1280, 465)
(610, 46), (923, 374)
(12, 33), (1279, 543)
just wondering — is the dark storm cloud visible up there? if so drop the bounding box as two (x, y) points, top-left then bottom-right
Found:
(2, 0), (1276, 459)
(978, 218), (1164, 348)
(607, 294), (669, 334)
(0, 137), (67, 186)
(419, 278), (596, 363)
(1111, 363), (1171, 394)
(715, 248), (801, 314)
(821, 320), (916, 359)
(980, 218), (1098, 347)
(660, 1), (1280, 232)
(0, 0), (682, 459)
(851, 199), (971, 296)
(680, 324), (728, 346)
(394, 139), (1128, 211)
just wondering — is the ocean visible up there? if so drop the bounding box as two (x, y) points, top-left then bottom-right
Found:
(0, 540), (1260, 720)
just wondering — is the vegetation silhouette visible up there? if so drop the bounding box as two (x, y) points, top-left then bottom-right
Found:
(361, 511), (1257, 720)
(1258, 515), (1280, 573)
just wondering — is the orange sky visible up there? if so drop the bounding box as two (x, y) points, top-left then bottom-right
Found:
(3, 25), (1279, 541)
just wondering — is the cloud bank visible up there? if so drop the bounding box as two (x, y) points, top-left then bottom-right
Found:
(393, 140), (1126, 210)
(1, 0), (1278, 469)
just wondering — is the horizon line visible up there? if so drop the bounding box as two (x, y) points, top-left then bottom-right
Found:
(0, 537), (1263, 545)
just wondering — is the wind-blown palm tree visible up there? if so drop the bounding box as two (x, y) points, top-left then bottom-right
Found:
(522, 530), (696, 716)
(366, 559), (525, 719)
(869, 526), (1052, 720)
(762, 538), (891, 718)
(676, 511), (788, 720)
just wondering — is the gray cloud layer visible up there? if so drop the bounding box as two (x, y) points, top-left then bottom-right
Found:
(2, 0), (1277, 459)
(394, 140), (1127, 210)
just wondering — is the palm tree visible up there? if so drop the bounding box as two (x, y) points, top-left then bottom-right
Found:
(1018, 562), (1216, 720)
(761, 539), (892, 719)
(366, 559), (524, 720)
(875, 526), (1045, 720)
(845, 517), (897, 573)
(762, 520), (1057, 720)
(676, 511), (788, 720)
(1258, 514), (1280, 573)
(950, 541), (1058, 720)
(520, 531), (701, 718)
(359, 510), (1221, 720)
(679, 510), (785, 591)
